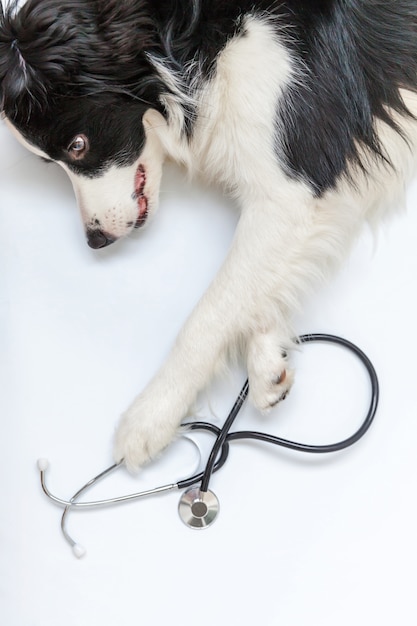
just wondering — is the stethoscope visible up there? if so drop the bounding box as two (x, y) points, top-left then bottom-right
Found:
(37, 333), (379, 558)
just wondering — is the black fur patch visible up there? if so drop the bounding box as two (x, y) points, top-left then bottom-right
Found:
(276, 0), (417, 194)
(1, 0), (416, 188)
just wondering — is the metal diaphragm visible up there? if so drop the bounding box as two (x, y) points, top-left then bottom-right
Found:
(178, 487), (219, 529)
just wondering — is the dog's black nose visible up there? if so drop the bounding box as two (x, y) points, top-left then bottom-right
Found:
(86, 229), (117, 249)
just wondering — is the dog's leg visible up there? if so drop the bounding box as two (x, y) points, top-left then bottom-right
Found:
(113, 182), (363, 470)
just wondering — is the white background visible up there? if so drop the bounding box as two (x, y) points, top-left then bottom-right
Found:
(1, 38), (417, 626)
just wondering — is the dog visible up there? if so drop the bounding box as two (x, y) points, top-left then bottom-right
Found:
(1, 0), (417, 470)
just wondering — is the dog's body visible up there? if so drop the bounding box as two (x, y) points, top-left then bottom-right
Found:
(1, 0), (417, 468)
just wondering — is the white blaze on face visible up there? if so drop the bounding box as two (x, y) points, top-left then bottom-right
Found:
(62, 128), (166, 238)
(4, 112), (167, 242)
(61, 160), (144, 238)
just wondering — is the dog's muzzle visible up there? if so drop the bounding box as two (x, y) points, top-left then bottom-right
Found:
(86, 228), (117, 249)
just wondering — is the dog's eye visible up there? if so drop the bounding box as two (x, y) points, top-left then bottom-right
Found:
(67, 134), (89, 160)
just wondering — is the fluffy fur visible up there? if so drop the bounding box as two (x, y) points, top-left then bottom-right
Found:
(1, 0), (417, 469)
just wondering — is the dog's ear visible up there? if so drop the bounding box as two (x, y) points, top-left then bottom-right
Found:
(0, 1), (68, 113)
(0, 41), (46, 115)
(0, 0), (159, 115)
(0, 0), (102, 114)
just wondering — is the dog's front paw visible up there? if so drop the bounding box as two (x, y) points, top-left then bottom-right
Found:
(113, 393), (182, 471)
(247, 331), (294, 411)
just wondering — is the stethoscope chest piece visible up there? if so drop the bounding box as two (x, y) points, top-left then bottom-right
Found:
(178, 487), (219, 529)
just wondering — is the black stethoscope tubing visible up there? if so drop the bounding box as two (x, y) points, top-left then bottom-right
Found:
(38, 332), (380, 554)
(179, 333), (379, 492)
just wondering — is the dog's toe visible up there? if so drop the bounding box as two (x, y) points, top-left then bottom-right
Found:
(247, 330), (294, 412)
(113, 393), (181, 471)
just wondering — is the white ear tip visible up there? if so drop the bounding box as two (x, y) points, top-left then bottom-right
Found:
(73, 544), (86, 559)
(37, 458), (49, 471)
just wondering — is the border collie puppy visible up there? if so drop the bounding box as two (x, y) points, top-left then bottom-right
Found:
(1, 1), (417, 469)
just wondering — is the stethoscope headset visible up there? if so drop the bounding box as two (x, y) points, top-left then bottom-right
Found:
(38, 333), (379, 558)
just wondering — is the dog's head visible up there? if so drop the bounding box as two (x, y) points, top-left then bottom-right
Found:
(0, 0), (167, 248)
